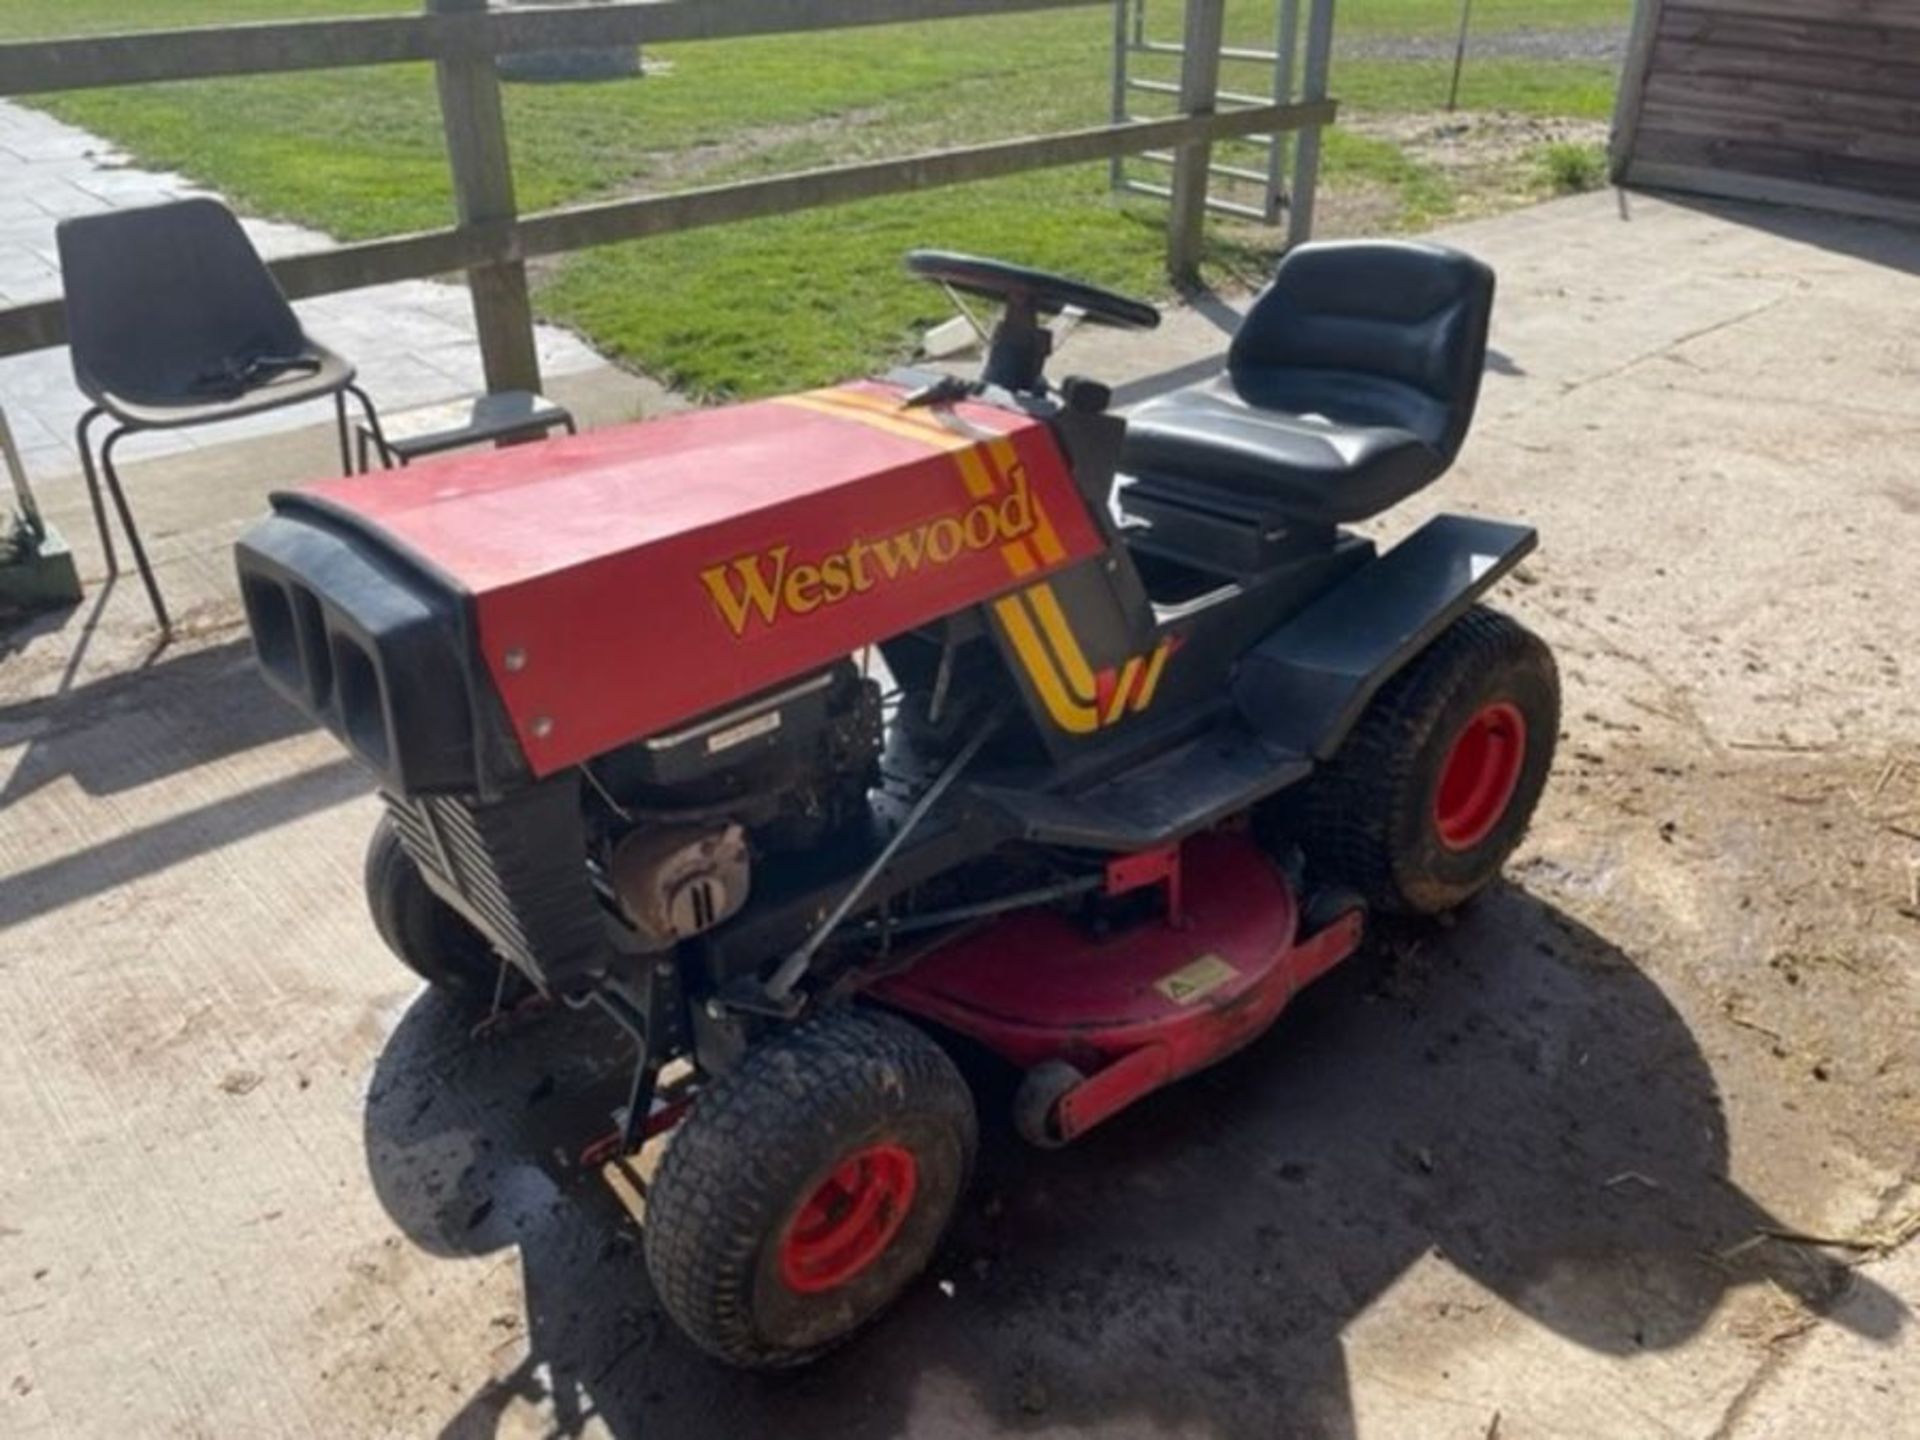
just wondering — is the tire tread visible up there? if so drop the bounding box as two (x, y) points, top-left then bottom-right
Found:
(1286, 605), (1558, 914)
(645, 1008), (975, 1368)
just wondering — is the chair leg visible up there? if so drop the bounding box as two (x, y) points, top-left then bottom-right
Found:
(75, 407), (117, 576)
(345, 385), (391, 475)
(99, 428), (171, 635)
(334, 391), (353, 476)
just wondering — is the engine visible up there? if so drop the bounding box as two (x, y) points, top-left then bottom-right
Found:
(375, 660), (880, 985)
(585, 662), (882, 952)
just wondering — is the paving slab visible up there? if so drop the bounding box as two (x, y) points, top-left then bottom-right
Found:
(1, 188), (1917, 1440)
(1728, 1242), (1920, 1439)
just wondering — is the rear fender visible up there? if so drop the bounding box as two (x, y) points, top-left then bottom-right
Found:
(1233, 514), (1537, 759)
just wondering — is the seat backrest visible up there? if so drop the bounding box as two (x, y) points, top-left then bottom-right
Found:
(1227, 240), (1495, 458)
(57, 198), (305, 406)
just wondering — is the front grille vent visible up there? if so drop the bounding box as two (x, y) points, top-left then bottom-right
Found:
(383, 776), (605, 988)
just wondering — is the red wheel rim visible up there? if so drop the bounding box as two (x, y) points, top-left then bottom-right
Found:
(778, 1142), (919, 1294)
(1433, 701), (1528, 851)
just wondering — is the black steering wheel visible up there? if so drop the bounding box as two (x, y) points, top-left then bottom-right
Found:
(907, 251), (1161, 331)
(906, 249), (1160, 394)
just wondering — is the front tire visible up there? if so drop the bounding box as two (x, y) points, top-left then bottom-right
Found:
(364, 813), (506, 1004)
(644, 1008), (977, 1368)
(1284, 606), (1559, 915)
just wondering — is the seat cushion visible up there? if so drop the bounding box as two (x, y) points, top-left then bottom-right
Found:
(1121, 379), (1446, 526)
(95, 344), (356, 430)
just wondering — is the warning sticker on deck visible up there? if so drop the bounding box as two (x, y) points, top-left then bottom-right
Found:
(1154, 953), (1239, 1006)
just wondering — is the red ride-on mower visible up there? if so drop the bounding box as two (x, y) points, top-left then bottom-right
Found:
(236, 240), (1557, 1367)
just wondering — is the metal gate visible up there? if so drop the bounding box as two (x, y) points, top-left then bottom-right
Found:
(1110, 0), (1335, 245)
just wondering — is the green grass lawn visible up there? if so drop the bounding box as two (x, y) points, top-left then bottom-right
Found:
(1, 0), (1628, 396)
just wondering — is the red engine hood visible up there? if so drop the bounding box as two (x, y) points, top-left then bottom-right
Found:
(295, 381), (1104, 775)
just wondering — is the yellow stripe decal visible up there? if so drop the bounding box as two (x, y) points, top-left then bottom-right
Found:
(806, 384), (958, 427)
(951, 445), (999, 500)
(1024, 584), (1098, 703)
(775, 393), (975, 454)
(994, 596), (1098, 734)
(989, 436), (1066, 564)
(827, 391), (1006, 503)
(1135, 641), (1173, 709)
(986, 435), (1022, 472)
(1028, 499), (1067, 566)
(780, 387), (1179, 735)
(805, 386), (1002, 453)
(1002, 540), (1038, 577)
(1105, 656), (1144, 725)
(786, 394), (1066, 582)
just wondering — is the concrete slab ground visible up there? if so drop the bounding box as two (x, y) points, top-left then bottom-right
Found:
(1, 188), (1917, 1440)
(0, 98), (609, 481)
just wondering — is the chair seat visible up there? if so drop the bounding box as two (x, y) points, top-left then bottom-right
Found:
(1121, 379), (1446, 526)
(57, 196), (384, 636)
(90, 343), (356, 431)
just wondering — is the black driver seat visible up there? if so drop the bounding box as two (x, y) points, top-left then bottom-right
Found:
(1121, 241), (1495, 531)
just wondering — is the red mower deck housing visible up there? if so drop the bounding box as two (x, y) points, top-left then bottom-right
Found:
(876, 831), (1365, 1143)
(296, 380), (1104, 773)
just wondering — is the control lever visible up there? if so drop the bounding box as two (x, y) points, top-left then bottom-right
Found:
(901, 374), (977, 409)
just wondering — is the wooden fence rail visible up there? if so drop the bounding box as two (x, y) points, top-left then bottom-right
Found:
(0, 0), (1103, 95)
(0, 0), (1338, 388)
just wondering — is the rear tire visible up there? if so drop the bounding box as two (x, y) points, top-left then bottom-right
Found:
(644, 1008), (977, 1369)
(1282, 606), (1558, 915)
(364, 813), (508, 1005)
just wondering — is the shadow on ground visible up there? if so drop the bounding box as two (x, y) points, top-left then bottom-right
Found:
(0, 636), (308, 805)
(0, 634), (365, 925)
(364, 885), (1904, 1440)
(1654, 192), (1920, 278)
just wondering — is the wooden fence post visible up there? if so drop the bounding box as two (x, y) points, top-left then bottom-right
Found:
(1165, 0), (1225, 285)
(1285, 0), (1335, 248)
(429, 0), (542, 394)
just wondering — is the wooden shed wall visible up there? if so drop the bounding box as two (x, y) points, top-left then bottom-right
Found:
(1613, 0), (1920, 224)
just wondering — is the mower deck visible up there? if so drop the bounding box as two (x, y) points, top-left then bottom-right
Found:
(874, 831), (1364, 1142)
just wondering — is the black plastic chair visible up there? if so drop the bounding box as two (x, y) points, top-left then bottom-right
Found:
(57, 197), (385, 633)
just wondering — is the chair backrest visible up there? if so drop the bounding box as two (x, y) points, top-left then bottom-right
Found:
(1227, 240), (1495, 458)
(57, 198), (306, 407)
